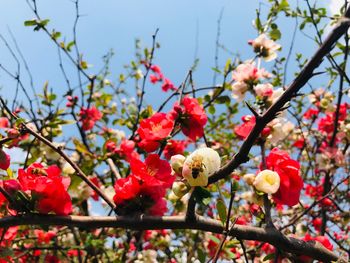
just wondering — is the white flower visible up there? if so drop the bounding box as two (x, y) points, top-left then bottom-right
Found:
(249, 34), (281, 61)
(253, 169), (280, 194)
(231, 81), (248, 102)
(268, 118), (294, 144)
(182, 147), (221, 186)
(62, 162), (75, 175)
(41, 142), (65, 161)
(271, 88), (284, 104)
(135, 69), (144, 80)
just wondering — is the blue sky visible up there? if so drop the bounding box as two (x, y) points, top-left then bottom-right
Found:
(0, 0), (341, 164)
(0, 1), (340, 101)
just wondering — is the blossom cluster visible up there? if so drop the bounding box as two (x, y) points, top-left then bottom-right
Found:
(0, 163), (72, 215)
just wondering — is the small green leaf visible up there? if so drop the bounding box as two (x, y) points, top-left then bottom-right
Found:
(208, 105), (216, 114)
(217, 198), (227, 226)
(216, 95), (230, 104)
(51, 30), (61, 40)
(211, 67), (221, 74)
(66, 41), (75, 52)
(24, 19), (37, 26)
(263, 253), (275, 261)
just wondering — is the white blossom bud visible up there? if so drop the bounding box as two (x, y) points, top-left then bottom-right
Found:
(253, 169), (280, 194)
(243, 173), (256, 186)
(172, 181), (190, 198)
(170, 154), (186, 175)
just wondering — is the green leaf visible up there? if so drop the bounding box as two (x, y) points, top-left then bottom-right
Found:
(66, 41), (75, 52)
(51, 30), (61, 40)
(211, 67), (221, 74)
(263, 253), (275, 261)
(38, 19), (50, 27)
(217, 198), (227, 226)
(208, 105), (215, 115)
(224, 58), (232, 74)
(216, 95), (230, 104)
(197, 248), (206, 263)
(24, 19), (37, 26)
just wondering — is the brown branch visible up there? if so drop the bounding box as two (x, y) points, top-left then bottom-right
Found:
(208, 8), (350, 185)
(0, 214), (338, 261)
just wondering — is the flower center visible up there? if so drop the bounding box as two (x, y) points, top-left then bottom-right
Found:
(151, 123), (163, 132)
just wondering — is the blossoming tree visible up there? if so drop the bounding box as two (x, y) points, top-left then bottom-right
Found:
(0, 0), (349, 262)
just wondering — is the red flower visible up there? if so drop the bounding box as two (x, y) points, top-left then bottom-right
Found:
(265, 148), (303, 206)
(137, 113), (174, 152)
(113, 175), (141, 205)
(234, 115), (255, 139)
(312, 218), (322, 232)
(318, 113), (334, 134)
(130, 154), (174, 189)
(301, 233), (333, 262)
(0, 117), (9, 128)
(0, 226), (18, 247)
(149, 65), (164, 83)
(161, 78), (176, 92)
(234, 115), (271, 140)
(90, 176), (100, 201)
(138, 113), (174, 141)
(3, 180), (21, 195)
(34, 176), (72, 215)
(113, 154), (174, 216)
(172, 97), (207, 141)
(79, 106), (103, 131)
(293, 137), (305, 149)
(18, 163), (72, 215)
(303, 108), (319, 120)
(0, 149), (10, 170)
(163, 139), (188, 160)
(34, 230), (56, 244)
(138, 139), (161, 153)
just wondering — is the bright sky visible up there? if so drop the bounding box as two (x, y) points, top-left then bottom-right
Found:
(0, 0), (343, 165)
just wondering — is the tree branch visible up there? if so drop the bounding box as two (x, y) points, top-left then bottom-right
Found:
(0, 214), (338, 261)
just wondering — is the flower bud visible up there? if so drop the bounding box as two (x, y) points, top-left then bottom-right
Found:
(253, 169), (280, 194)
(3, 179), (21, 195)
(170, 154), (186, 175)
(182, 147), (221, 187)
(243, 173), (256, 186)
(172, 181), (190, 198)
(0, 149), (10, 170)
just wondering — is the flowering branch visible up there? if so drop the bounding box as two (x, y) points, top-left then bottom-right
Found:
(0, 214), (338, 261)
(208, 6), (350, 185)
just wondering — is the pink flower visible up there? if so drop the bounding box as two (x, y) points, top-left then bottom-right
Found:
(232, 62), (271, 83)
(79, 106), (103, 131)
